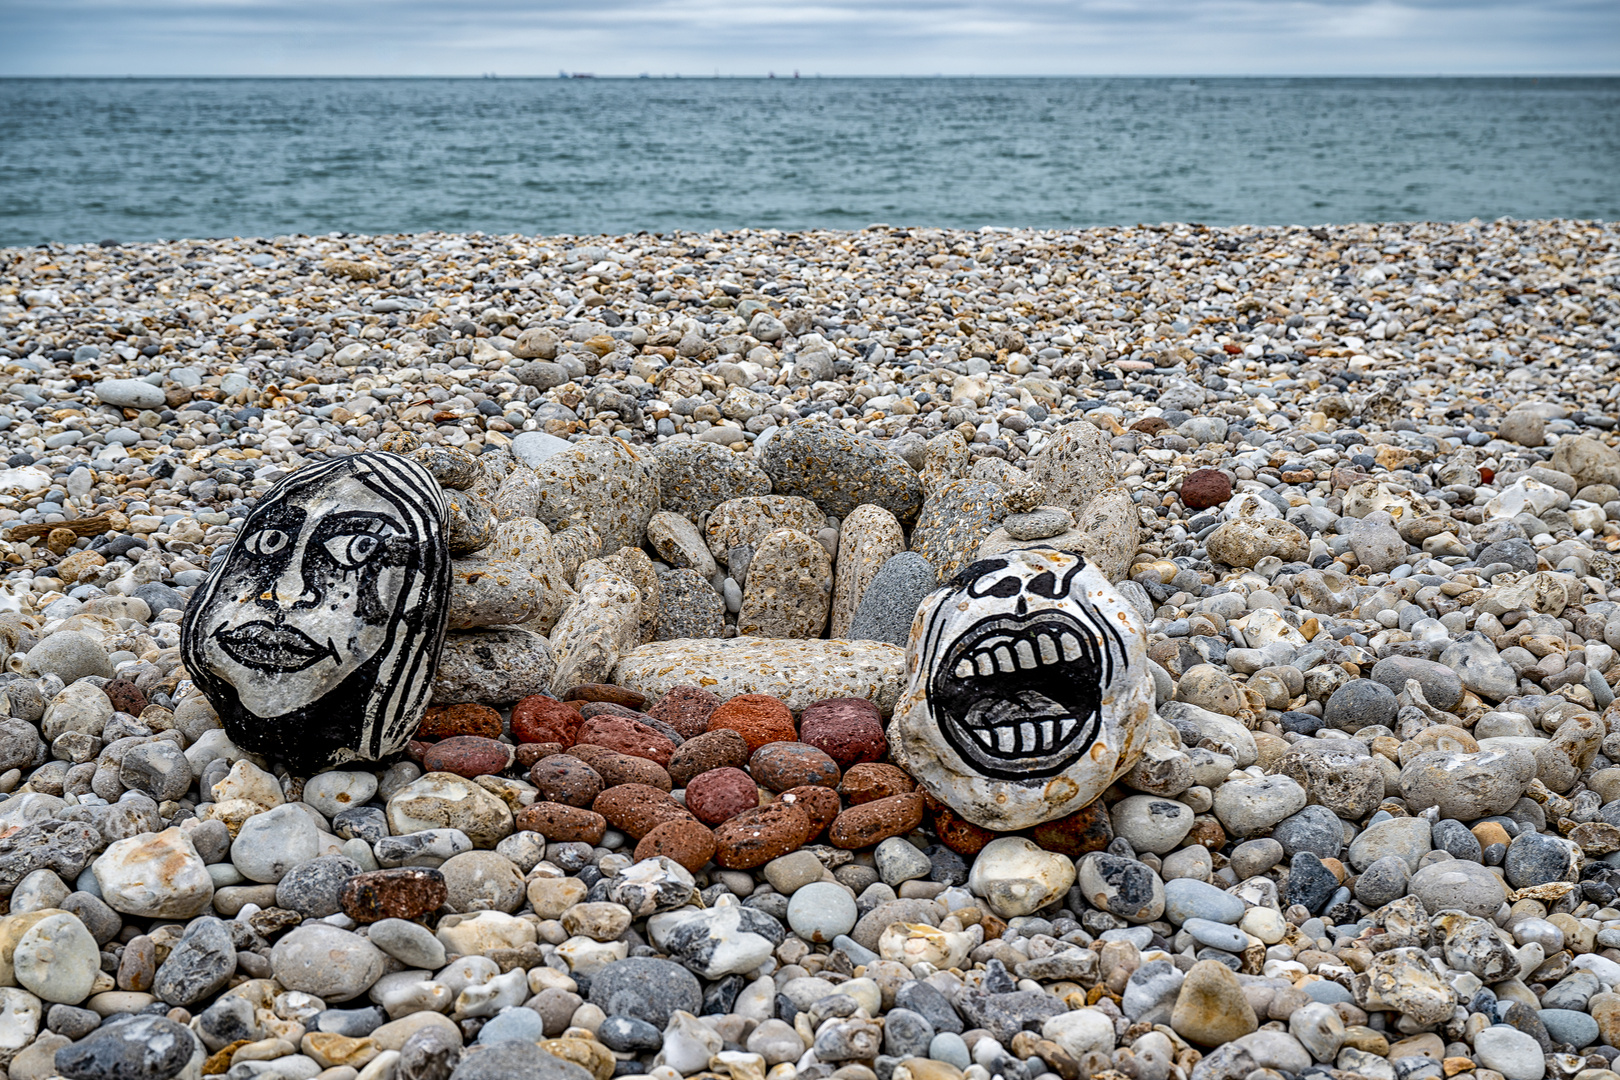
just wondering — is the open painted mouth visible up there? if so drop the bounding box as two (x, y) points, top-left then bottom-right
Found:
(215, 622), (336, 674)
(927, 609), (1121, 780)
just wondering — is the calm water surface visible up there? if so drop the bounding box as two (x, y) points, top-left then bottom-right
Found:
(0, 77), (1616, 245)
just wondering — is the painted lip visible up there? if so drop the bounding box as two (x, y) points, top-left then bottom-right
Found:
(214, 621), (335, 673)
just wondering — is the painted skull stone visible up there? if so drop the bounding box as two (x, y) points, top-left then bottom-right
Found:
(181, 452), (451, 771)
(890, 547), (1153, 830)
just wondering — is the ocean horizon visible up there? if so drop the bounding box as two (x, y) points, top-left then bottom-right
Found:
(1, 75), (1616, 246)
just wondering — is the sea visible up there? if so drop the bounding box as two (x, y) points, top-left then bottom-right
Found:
(0, 76), (1616, 247)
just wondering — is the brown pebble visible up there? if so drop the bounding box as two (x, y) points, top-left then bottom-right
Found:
(513, 802), (608, 844)
(568, 745), (673, 791)
(421, 736), (513, 779)
(575, 715), (676, 767)
(839, 763), (916, 805)
(1030, 800), (1114, 858)
(778, 785), (842, 840)
(1180, 468), (1233, 510)
(645, 684), (722, 739)
(712, 802), (812, 869)
(593, 783), (696, 840)
(103, 678), (148, 717)
(418, 702), (504, 741)
(634, 819), (717, 873)
(684, 767), (761, 825)
(511, 695), (583, 746)
(515, 743), (564, 769)
(116, 934), (155, 991)
(668, 729), (750, 788)
(706, 693), (797, 754)
(750, 742), (840, 792)
(1187, 815), (1227, 850)
(564, 683), (647, 709)
(339, 868), (448, 923)
(577, 701), (644, 720)
(828, 792), (925, 850)
(527, 755), (604, 808)
(926, 794), (997, 857)
(797, 697), (886, 768)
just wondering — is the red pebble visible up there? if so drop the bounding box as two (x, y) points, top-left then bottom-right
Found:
(707, 694), (796, 753)
(646, 684), (722, 739)
(1180, 468), (1233, 510)
(421, 736), (513, 778)
(798, 698), (887, 768)
(684, 767), (762, 826)
(511, 695), (582, 746)
(575, 715), (676, 767)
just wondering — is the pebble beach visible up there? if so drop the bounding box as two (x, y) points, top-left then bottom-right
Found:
(0, 216), (1619, 1080)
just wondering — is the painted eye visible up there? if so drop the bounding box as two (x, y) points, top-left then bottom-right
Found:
(244, 529), (289, 556)
(324, 533), (382, 568)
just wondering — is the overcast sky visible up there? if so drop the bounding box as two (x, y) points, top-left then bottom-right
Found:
(4, 0), (1616, 76)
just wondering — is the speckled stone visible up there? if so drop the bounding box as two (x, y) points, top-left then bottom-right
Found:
(418, 703), (504, 741)
(654, 569), (727, 641)
(1024, 420), (1119, 514)
(513, 802), (607, 844)
(828, 505), (907, 640)
(634, 819), (717, 873)
(646, 684), (723, 739)
(848, 552), (939, 646)
(704, 496), (827, 560)
(750, 742), (840, 791)
(527, 436), (659, 552)
(511, 695), (582, 745)
(759, 419), (924, 524)
(706, 694), (798, 753)
(653, 441), (772, 521)
(432, 628), (557, 705)
(685, 767), (763, 825)
(907, 478), (1008, 582)
(798, 697), (888, 768)
(527, 755), (604, 807)
(713, 802), (813, 869)
(668, 729), (751, 788)
(613, 638), (906, 715)
(738, 529), (834, 639)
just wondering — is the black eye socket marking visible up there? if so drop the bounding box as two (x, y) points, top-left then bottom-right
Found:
(984, 577), (1022, 599)
(953, 558), (1009, 590)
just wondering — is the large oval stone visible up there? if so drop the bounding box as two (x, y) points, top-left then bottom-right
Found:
(181, 452), (450, 771)
(889, 547), (1154, 830)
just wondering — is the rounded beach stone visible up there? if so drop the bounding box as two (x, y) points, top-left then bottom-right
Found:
(592, 784), (696, 839)
(439, 850), (526, 913)
(566, 683), (648, 709)
(890, 548), (1156, 831)
(513, 802), (607, 844)
(512, 695), (582, 745)
(829, 792), (926, 850)
(52, 1016), (197, 1080)
(787, 881), (859, 942)
(645, 684), (722, 739)
(839, 763), (917, 804)
(713, 802), (813, 869)
(181, 452), (451, 772)
(1179, 470), (1232, 510)
(422, 736), (513, 778)
(667, 729), (751, 788)
(270, 923), (387, 1000)
(1369, 656), (1464, 711)
(779, 785), (843, 839)
(338, 867), (449, 923)
(14, 912), (100, 1004)
(967, 836), (1077, 918)
(418, 703), (504, 741)
(707, 694), (797, 753)
(275, 854), (362, 918)
(847, 552), (939, 648)
(587, 956), (702, 1027)
(568, 744), (673, 790)
(685, 767), (762, 825)
(798, 698), (887, 768)
(527, 755), (604, 808)
(750, 742), (840, 792)
(575, 715), (676, 767)
(634, 819), (717, 873)
(759, 417), (925, 524)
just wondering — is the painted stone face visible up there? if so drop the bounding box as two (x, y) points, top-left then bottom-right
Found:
(181, 452), (451, 771)
(890, 547), (1154, 831)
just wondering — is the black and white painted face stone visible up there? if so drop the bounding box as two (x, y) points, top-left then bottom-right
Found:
(890, 547), (1154, 831)
(181, 452), (451, 771)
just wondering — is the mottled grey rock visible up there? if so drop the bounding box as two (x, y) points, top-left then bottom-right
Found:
(655, 442), (772, 522)
(275, 854), (361, 918)
(53, 1015), (198, 1080)
(1369, 656), (1464, 711)
(654, 569), (726, 640)
(528, 436), (659, 552)
(151, 916), (236, 1008)
(432, 628), (556, 705)
(1323, 679), (1397, 732)
(908, 478), (1008, 582)
(847, 553), (938, 646)
(760, 419), (924, 524)
(587, 957), (702, 1027)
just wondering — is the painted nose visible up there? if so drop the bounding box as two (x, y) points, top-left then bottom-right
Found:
(261, 560), (317, 609)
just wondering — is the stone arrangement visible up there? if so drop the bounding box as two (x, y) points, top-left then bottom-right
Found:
(892, 548), (1155, 830)
(0, 219), (1616, 1080)
(180, 451), (451, 771)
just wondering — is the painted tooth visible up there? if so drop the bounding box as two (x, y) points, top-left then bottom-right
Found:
(974, 728), (996, 751)
(976, 653), (995, 677)
(996, 726), (1016, 753)
(1060, 633), (1083, 661)
(1041, 719), (1055, 746)
(1037, 634), (1060, 665)
(1015, 640), (1037, 669)
(1019, 722), (1037, 753)
(994, 646), (1016, 673)
(1060, 718), (1077, 739)
(955, 660), (975, 679)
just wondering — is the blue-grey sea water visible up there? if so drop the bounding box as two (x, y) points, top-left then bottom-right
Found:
(1, 77), (1616, 246)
